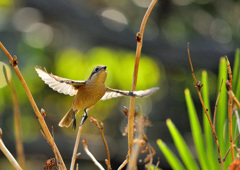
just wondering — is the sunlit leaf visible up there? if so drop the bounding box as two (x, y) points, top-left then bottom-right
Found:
(166, 119), (199, 170)
(157, 139), (184, 170)
(185, 88), (209, 170)
(201, 71), (215, 169)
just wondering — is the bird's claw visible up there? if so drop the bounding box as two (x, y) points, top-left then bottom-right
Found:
(71, 115), (76, 130)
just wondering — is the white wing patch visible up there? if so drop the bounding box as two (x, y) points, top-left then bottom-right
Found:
(101, 87), (159, 100)
(35, 67), (84, 96)
(101, 91), (125, 100)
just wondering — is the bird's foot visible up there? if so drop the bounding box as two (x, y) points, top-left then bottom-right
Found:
(80, 114), (88, 126)
(71, 115), (76, 130)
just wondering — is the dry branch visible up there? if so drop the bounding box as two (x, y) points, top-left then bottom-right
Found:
(187, 43), (224, 170)
(0, 42), (66, 169)
(3, 65), (25, 168)
(226, 57), (234, 161)
(0, 129), (22, 170)
(223, 133), (240, 162)
(127, 115), (144, 170)
(118, 157), (129, 170)
(82, 139), (105, 170)
(70, 124), (83, 170)
(90, 117), (111, 170)
(213, 79), (223, 130)
(128, 0), (158, 159)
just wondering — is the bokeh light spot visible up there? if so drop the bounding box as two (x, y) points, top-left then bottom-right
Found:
(12, 7), (42, 32)
(100, 8), (128, 32)
(132, 0), (152, 8)
(210, 19), (232, 44)
(23, 22), (54, 48)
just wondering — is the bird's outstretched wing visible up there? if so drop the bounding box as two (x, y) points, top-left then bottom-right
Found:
(35, 67), (86, 96)
(101, 87), (159, 100)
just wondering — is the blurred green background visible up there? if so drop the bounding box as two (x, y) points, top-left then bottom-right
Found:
(0, 0), (240, 169)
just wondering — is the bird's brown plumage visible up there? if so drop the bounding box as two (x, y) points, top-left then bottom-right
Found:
(35, 65), (159, 128)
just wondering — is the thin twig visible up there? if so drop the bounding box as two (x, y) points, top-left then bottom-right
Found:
(154, 158), (160, 170)
(128, 0), (158, 157)
(76, 163), (79, 170)
(146, 147), (153, 170)
(229, 90), (240, 110)
(127, 115), (144, 170)
(90, 117), (111, 170)
(213, 79), (223, 130)
(70, 124), (83, 170)
(226, 56), (234, 161)
(0, 42), (66, 169)
(3, 65), (25, 169)
(82, 139), (105, 170)
(187, 43), (224, 170)
(118, 157), (129, 170)
(222, 133), (240, 162)
(0, 129), (22, 170)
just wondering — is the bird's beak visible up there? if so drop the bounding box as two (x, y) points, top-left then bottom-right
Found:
(102, 66), (107, 70)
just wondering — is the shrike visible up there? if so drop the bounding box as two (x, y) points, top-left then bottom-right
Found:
(35, 65), (159, 129)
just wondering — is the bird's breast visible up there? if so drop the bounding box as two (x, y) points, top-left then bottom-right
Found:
(72, 83), (106, 110)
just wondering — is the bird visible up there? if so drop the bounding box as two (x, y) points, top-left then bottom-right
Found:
(35, 65), (159, 129)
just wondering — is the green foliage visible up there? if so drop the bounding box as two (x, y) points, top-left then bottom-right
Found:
(157, 49), (240, 169)
(165, 119), (199, 170)
(157, 139), (185, 170)
(55, 47), (162, 90)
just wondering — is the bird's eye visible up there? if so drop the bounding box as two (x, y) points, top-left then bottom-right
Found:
(94, 67), (99, 72)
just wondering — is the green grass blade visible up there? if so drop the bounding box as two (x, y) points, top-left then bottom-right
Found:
(166, 119), (200, 170)
(185, 88), (209, 170)
(157, 139), (184, 170)
(201, 71), (215, 169)
(216, 57), (229, 169)
(232, 48), (240, 93)
(235, 49), (240, 100)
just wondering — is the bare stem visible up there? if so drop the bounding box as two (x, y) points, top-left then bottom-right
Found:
(187, 44), (224, 170)
(226, 57), (234, 161)
(127, 116), (144, 170)
(229, 90), (240, 110)
(128, 0), (158, 157)
(3, 65), (25, 169)
(82, 139), (105, 170)
(70, 124), (83, 170)
(90, 117), (111, 170)
(213, 79), (223, 130)
(0, 42), (66, 169)
(0, 129), (22, 170)
(118, 157), (129, 170)
(222, 133), (240, 162)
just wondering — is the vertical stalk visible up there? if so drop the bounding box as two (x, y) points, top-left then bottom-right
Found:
(128, 0), (158, 156)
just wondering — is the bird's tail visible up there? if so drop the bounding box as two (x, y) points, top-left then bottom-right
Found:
(59, 108), (78, 128)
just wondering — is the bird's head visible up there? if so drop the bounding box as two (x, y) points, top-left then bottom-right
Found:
(89, 65), (107, 83)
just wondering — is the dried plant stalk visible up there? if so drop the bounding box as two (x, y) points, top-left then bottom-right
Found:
(90, 117), (111, 170)
(187, 44), (223, 170)
(226, 57), (234, 161)
(127, 115), (144, 170)
(223, 133), (240, 162)
(128, 0), (158, 156)
(82, 139), (105, 170)
(118, 158), (129, 170)
(3, 65), (25, 168)
(0, 129), (22, 170)
(70, 124), (83, 170)
(213, 79), (223, 130)
(0, 42), (66, 169)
